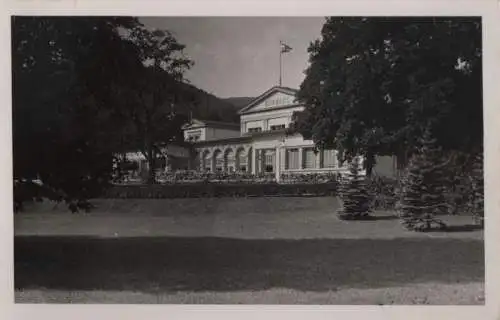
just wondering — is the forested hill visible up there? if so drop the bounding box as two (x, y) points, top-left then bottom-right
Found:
(181, 83), (244, 123)
(222, 97), (255, 111)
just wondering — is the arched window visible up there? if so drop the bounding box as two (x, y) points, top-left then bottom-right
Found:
(213, 150), (223, 172)
(202, 150), (211, 172)
(236, 148), (248, 172)
(224, 148), (235, 173)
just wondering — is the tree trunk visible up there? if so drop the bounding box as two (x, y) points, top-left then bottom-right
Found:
(146, 143), (156, 185)
(365, 151), (375, 177)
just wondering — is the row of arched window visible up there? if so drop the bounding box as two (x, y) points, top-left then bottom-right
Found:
(201, 147), (251, 173)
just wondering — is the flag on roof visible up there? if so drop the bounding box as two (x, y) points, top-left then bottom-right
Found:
(280, 42), (292, 53)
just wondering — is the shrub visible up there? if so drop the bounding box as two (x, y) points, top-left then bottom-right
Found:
(366, 175), (399, 210)
(103, 181), (339, 199)
(337, 157), (373, 220)
(280, 172), (343, 184)
(153, 170), (277, 184)
(397, 129), (447, 231)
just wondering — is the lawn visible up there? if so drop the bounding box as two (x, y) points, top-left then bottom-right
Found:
(14, 197), (485, 304)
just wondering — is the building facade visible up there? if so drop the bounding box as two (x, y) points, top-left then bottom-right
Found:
(182, 86), (398, 182)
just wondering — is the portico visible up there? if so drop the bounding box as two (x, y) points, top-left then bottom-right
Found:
(182, 85), (397, 182)
(194, 131), (347, 182)
(182, 86), (354, 182)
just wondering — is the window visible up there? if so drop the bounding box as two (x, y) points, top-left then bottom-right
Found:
(188, 135), (200, 141)
(264, 152), (274, 172)
(225, 150), (235, 172)
(303, 148), (316, 169)
(259, 150), (274, 173)
(214, 151), (224, 171)
(215, 160), (224, 170)
(321, 149), (337, 168)
(238, 150), (248, 172)
(187, 130), (202, 142)
(286, 149), (300, 170)
(270, 124), (286, 131)
(248, 127), (262, 133)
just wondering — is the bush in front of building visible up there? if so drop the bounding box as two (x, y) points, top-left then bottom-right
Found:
(154, 171), (277, 184)
(279, 172), (343, 184)
(336, 157), (373, 220)
(103, 181), (339, 199)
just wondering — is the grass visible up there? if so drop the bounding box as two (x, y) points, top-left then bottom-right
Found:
(14, 197), (485, 304)
(15, 198), (483, 240)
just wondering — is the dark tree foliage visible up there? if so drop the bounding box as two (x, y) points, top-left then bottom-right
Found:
(397, 127), (448, 231)
(12, 16), (145, 212)
(337, 156), (372, 220)
(293, 17), (482, 174)
(112, 52), (194, 183)
(12, 17), (200, 210)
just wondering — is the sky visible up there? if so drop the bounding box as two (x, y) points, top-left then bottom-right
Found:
(140, 17), (325, 98)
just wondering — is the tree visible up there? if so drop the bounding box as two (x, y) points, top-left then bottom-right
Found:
(337, 156), (372, 220)
(469, 152), (484, 226)
(117, 26), (194, 184)
(397, 127), (448, 231)
(293, 17), (482, 174)
(12, 16), (146, 211)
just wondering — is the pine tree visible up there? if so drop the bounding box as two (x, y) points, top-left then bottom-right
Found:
(397, 128), (448, 231)
(337, 156), (372, 220)
(470, 152), (484, 226)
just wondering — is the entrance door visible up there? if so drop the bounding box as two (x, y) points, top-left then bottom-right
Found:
(259, 149), (275, 174)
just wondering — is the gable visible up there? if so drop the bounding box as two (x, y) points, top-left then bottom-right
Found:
(252, 92), (295, 111)
(181, 119), (206, 130)
(238, 86), (299, 115)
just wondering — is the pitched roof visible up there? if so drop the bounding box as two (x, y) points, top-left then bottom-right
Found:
(182, 119), (240, 130)
(238, 86), (299, 115)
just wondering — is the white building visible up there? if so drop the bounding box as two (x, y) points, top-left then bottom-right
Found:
(182, 86), (398, 182)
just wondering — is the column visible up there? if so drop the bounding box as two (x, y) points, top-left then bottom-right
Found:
(199, 151), (205, 171)
(211, 150), (216, 172)
(298, 147), (304, 170)
(315, 150), (321, 169)
(251, 148), (257, 175)
(280, 147), (286, 171)
(258, 149), (262, 174)
(247, 148), (252, 173)
(274, 146), (281, 183)
(223, 149), (227, 172)
(262, 149), (266, 174)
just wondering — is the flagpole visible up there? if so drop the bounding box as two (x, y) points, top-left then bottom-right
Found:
(279, 40), (282, 86)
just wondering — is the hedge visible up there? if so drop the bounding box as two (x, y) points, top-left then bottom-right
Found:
(103, 182), (339, 199)
(116, 170), (346, 185)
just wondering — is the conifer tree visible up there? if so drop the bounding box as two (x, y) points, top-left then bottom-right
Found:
(397, 127), (448, 231)
(337, 156), (372, 220)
